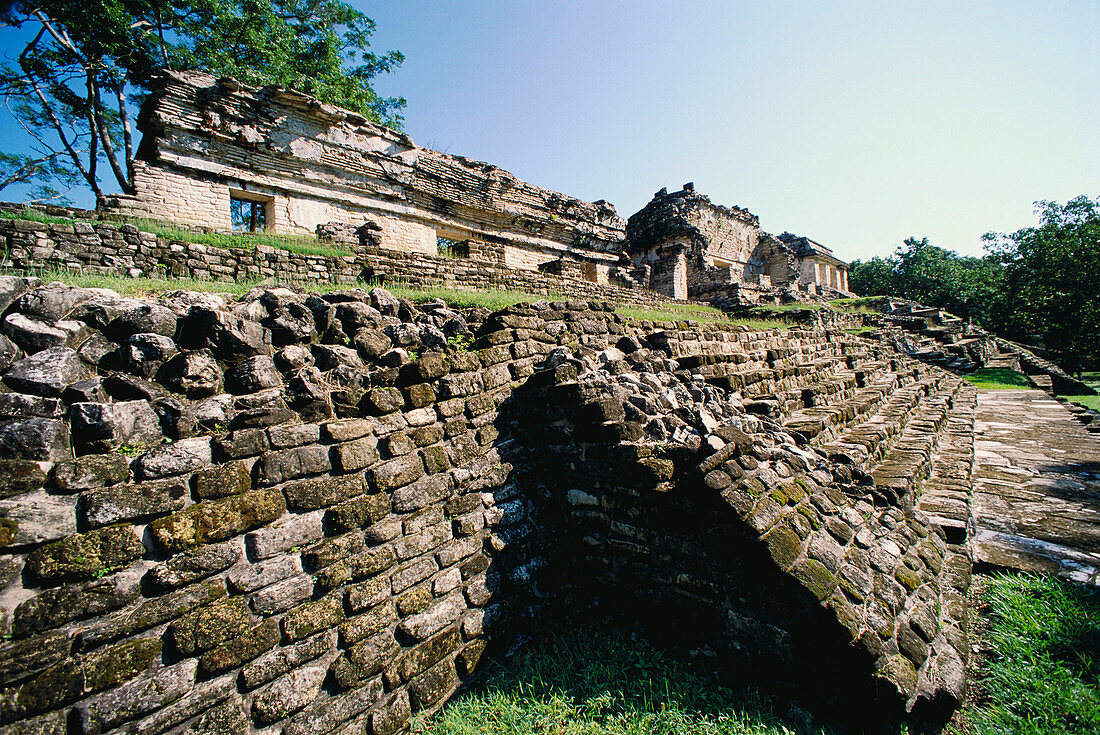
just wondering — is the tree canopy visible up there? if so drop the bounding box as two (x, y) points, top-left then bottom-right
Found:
(849, 196), (1100, 373)
(983, 196), (1100, 375)
(0, 0), (405, 202)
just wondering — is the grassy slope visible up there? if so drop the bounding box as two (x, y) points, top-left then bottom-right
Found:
(1062, 372), (1100, 412)
(0, 210), (354, 258)
(10, 270), (806, 330)
(954, 573), (1100, 735)
(418, 573), (1100, 735)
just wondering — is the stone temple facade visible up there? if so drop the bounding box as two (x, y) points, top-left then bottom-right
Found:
(623, 184), (850, 301)
(110, 71), (628, 286)
(107, 71), (848, 302)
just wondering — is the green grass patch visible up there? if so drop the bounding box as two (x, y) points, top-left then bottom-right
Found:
(414, 627), (827, 735)
(964, 368), (1033, 390)
(124, 218), (354, 258)
(617, 302), (730, 324)
(0, 209), (78, 226)
(1065, 395), (1100, 412)
(15, 269), (263, 297)
(956, 572), (1100, 735)
(383, 285), (559, 311)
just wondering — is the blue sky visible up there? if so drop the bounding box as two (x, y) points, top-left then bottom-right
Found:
(1, 1), (1096, 261)
(358, 0), (1098, 260)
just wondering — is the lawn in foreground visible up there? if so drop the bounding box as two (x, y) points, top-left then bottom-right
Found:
(412, 628), (828, 735)
(955, 572), (1100, 735)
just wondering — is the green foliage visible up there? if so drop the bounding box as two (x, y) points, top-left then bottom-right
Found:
(0, 0), (404, 201)
(983, 196), (1100, 376)
(963, 368), (1032, 390)
(849, 198), (1100, 372)
(958, 573), (1100, 735)
(415, 627), (826, 735)
(446, 334), (473, 353)
(848, 237), (1003, 326)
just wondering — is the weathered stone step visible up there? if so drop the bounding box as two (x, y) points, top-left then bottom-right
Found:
(971, 389), (1100, 585)
(916, 385), (977, 543)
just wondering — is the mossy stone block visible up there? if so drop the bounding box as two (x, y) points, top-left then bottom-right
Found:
(149, 488), (285, 554)
(792, 558), (837, 601)
(25, 524), (144, 585)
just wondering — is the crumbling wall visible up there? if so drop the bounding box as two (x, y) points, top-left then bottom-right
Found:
(625, 186), (800, 299)
(0, 215), (666, 308)
(0, 278), (973, 733)
(108, 71), (624, 274)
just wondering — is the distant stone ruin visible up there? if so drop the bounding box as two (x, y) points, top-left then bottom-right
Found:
(94, 71), (847, 304)
(625, 184), (849, 300)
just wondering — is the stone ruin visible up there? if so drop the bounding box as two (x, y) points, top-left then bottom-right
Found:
(90, 70), (847, 304)
(0, 275), (984, 734)
(624, 184), (849, 301)
(1, 66), (1094, 735)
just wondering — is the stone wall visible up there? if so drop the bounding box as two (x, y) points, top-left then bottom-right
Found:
(0, 277), (974, 733)
(0, 216), (666, 308)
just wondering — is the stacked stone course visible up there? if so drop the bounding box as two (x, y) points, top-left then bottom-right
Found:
(0, 275), (975, 733)
(0, 215), (666, 309)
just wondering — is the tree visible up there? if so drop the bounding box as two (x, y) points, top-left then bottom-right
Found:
(0, 0), (404, 203)
(848, 237), (1003, 326)
(984, 196), (1100, 375)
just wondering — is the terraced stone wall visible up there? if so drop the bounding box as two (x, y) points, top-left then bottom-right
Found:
(0, 277), (973, 734)
(0, 215), (664, 307)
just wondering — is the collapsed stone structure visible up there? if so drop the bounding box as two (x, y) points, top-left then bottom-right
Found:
(624, 184), (850, 300)
(98, 71), (846, 302)
(108, 70), (628, 286)
(0, 276), (974, 734)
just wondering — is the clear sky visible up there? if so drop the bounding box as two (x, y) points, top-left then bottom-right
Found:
(356, 0), (1098, 261)
(1, 1), (1095, 262)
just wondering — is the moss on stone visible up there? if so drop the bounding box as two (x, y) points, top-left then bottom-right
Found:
(149, 488), (285, 554)
(894, 564), (923, 592)
(25, 524), (145, 584)
(792, 558), (837, 601)
(876, 654), (918, 696)
(762, 524), (803, 570)
(83, 637), (162, 692)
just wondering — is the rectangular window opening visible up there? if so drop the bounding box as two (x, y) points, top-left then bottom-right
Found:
(231, 195), (271, 232)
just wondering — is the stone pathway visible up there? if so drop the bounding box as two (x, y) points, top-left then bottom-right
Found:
(971, 390), (1100, 585)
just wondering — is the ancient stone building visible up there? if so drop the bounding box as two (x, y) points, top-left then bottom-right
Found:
(109, 71), (627, 283)
(777, 232), (850, 294)
(624, 184), (850, 300)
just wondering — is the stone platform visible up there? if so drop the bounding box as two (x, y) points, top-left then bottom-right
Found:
(971, 390), (1100, 584)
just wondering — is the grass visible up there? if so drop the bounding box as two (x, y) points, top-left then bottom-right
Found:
(617, 302), (731, 324)
(964, 368), (1033, 390)
(123, 218), (354, 258)
(1062, 372), (1100, 412)
(417, 572), (1100, 735)
(0, 209), (78, 226)
(0, 209), (354, 257)
(413, 627), (822, 735)
(954, 572), (1100, 735)
(12, 269), (264, 297)
(384, 285), (560, 311)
